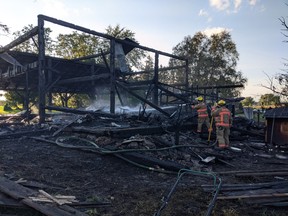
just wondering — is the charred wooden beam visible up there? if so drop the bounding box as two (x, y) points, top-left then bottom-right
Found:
(57, 73), (110, 85)
(38, 14), (187, 61)
(52, 115), (83, 137)
(0, 129), (49, 139)
(110, 39), (116, 114)
(116, 80), (154, 91)
(191, 84), (244, 90)
(157, 84), (190, 104)
(0, 27), (38, 54)
(202, 181), (288, 192)
(116, 81), (171, 117)
(217, 192), (288, 200)
(71, 51), (110, 61)
(0, 177), (87, 215)
(45, 105), (118, 118)
(121, 64), (187, 76)
(38, 17), (46, 124)
(152, 52), (159, 105)
(216, 168), (288, 175)
(235, 171), (288, 177)
(71, 122), (194, 138)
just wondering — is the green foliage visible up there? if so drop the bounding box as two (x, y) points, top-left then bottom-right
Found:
(0, 23), (9, 34)
(105, 24), (147, 71)
(4, 91), (24, 108)
(5, 90), (37, 110)
(241, 97), (256, 107)
(52, 93), (91, 108)
(258, 93), (281, 106)
(53, 25), (148, 107)
(171, 31), (247, 97)
(68, 94), (91, 108)
(55, 31), (100, 59)
(12, 24), (54, 54)
(3, 103), (12, 111)
(0, 105), (22, 114)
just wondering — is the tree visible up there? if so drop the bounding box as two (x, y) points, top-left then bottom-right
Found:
(55, 31), (100, 59)
(171, 31), (247, 97)
(241, 97), (256, 107)
(53, 25), (147, 107)
(4, 25), (54, 110)
(258, 93), (281, 107)
(103, 24), (146, 71)
(4, 90), (37, 110)
(261, 4), (288, 100)
(276, 6), (288, 99)
(12, 24), (54, 55)
(0, 22), (9, 35)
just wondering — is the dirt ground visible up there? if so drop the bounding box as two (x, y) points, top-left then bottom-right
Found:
(0, 114), (288, 216)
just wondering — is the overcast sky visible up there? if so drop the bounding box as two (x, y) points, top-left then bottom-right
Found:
(0, 0), (287, 100)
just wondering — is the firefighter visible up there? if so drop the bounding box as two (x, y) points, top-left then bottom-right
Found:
(211, 100), (232, 149)
(192, 96), (210, 135)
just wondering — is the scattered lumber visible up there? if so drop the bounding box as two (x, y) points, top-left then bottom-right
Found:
(202, 180), (288, 207)
(0, 177), (88, 216)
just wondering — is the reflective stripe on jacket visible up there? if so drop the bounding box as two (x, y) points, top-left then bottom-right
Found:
(214, 107), (231, 127)
(193, 102), (208, 118)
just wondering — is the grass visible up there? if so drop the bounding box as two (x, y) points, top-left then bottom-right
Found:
(0, 105), (22, 115)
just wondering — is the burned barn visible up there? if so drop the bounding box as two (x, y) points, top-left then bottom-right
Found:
(0, 15), (287, 216)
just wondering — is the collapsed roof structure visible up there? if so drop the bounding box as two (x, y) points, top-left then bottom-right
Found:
(0, 15), (288, 216)
(0, 14), (244, 124)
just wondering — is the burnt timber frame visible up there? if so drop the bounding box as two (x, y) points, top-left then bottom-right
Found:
(0, 14), (189, 123)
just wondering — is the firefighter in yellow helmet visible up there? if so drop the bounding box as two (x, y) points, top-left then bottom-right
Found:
(191, 96), (211, 134)
(211, 100), (232, 149)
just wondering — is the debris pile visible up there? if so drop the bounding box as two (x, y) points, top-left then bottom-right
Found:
(0, 107), (287, 215)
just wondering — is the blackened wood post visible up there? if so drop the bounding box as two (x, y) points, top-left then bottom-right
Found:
(91, 64), (95, 86)
(47, 59), (52, 106)
(24, 70), (29, 112)
(110, 39), (116, 114)
(185, 59), (189, 97)
(38, 16), (46, 123)
(153, 52), (159, 105)
(185, 59), (189, 111)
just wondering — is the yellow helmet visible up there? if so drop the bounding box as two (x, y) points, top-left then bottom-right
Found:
(217, 100), (226, 106)
(196, 96), (203, 101)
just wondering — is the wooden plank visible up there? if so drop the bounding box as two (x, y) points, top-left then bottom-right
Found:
(0, 192), (27, 208)
(71, 122), (194, 138)
(45, 105), (117, 118)
(216, 169), (288, 175)
(202, 181), (288, 192)
(248, 197), (288, 205)
(235, 171), (288, 177)
(217, 193), (288, 200)
(21, 198), (76, 216)
(0, 177), (36, 200)
(52, 115), (82, 137)
(0, 177), (88, 216)
(263, 202), (288, 207)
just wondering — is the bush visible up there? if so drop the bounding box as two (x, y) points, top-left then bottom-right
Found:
(3, 103), (12, 111)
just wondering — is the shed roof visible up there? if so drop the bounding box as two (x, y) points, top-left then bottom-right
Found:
(264, 107), (288, 119)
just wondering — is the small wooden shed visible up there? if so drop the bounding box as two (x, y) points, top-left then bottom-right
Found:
(264, 107), (288, 146)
